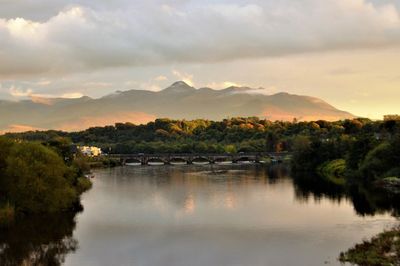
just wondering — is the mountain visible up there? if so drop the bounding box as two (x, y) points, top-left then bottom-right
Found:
(0, 81), (354, 133)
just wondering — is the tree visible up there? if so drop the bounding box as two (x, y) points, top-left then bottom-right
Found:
(3, 141), (77, 213)
(359, 136), (400, 180)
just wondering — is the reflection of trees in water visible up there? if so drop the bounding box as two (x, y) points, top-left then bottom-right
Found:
(347, 184), (400, 217)
(292, 172), (346, 203)
(154, 164), (291, 211)
(292, 172), (400, 217)
(117, 164), (400, 217)
(265, 164), (290, 184)
(0, 212), (78, 266)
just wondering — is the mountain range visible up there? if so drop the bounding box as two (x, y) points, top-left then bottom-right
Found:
(0, 81), (354, 133)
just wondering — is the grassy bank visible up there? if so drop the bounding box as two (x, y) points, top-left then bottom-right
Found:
(86, 156), (122, 168)
(339, 226), (400, 266)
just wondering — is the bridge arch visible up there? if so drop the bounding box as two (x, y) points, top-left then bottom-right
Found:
(147, 157), (166, 165)
(192, 156), (211, 165)
(214, 156), (233, 164)
(169, 157), (188, 165)
(125, 158), (142, 166)
(236, 156), (256, 164)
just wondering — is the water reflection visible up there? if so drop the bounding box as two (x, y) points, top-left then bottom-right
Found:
(92, 164), (400, 220)
(292, 171), (400, 217)
(0, 212), (78, 266)
(61, 164), (399, 266)
(1, 164), (399, 266)
(183, 194), (195, 214)
(117, 164), (399, 217)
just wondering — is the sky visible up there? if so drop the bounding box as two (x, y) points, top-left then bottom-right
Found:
(1, 0), (400, 119)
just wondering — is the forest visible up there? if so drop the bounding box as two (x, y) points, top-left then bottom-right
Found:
(3, 117), (387, 153)
(4, 116), (400, 184)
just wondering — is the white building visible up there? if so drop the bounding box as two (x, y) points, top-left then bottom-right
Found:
(78, 146), (102, 157)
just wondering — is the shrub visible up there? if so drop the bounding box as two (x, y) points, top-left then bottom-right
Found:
(318, 159), (346, 185)
(76, 177), (93, 194)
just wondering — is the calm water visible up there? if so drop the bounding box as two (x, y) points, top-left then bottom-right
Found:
(1, 165), (399, 266)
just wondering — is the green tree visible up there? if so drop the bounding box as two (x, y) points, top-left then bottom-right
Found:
(4, 142), (77, 213)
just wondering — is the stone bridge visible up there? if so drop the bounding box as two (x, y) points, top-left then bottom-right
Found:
(108, 152), (291, 165)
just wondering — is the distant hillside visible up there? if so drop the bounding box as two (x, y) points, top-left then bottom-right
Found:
(0, 81), (354, 132)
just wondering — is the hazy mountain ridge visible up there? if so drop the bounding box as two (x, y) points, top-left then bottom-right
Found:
(0, 81), (354, 133)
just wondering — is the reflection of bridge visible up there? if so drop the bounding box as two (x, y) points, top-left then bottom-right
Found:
(108, 152), (291, 165)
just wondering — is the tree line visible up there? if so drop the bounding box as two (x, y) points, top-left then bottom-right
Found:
(3, 117), (388, 154)
(291, 117), (400, 183)
(4, 117), (400, 182)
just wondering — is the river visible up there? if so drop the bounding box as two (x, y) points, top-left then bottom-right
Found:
(1, 164), (398, 265)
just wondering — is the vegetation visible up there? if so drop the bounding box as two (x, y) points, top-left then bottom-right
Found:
(4, 116), (399, 181)
(0, 137), (91, 225)
(3, 117), (399, 177)
(339, 227), (400, 266)
(376, 177), (400, 195)
(1, 117), (388, 154)
(317, 159), (346, 185)
(85, 156), (121, 168)
(290, 118), (400, 186)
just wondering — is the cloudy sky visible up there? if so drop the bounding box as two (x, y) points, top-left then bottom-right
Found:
(1, 0), (400, 118)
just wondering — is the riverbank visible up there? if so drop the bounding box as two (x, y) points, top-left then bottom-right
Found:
(86, 156), (122, 168)
(339, 226), (400, 265)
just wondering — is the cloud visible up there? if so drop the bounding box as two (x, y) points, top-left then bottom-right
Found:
(206, 81), (242, 89)
(172, 70), (194, 86)
(82, 81), (112, 88)
(9, 85), (82, 99)
(61, 92), (84, 98)
(0, 0), (399, 78)
(241, 87), (279, 95)
(9, 86), (33, 97)
(155, 75), (168, 81)
(123, 80), (161, 91)
(36, 79), (52, 86)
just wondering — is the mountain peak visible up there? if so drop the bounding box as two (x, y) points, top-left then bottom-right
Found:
(162, 81), (195, 93)
(171, 81), (190, 87)
(221, 85), (257, 94)
(0, 82), (355, 132)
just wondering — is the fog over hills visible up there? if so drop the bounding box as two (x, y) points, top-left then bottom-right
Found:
(0, 81), (354, 132)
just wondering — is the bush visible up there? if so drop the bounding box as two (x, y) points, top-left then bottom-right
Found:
(76, 177), (93, 194)
(318, 159), (346, 185)
(360, 138), (400, 180)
